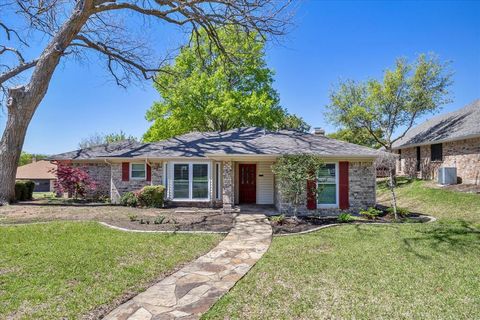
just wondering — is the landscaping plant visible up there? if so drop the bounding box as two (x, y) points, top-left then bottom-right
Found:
(359, 207), (383, 220)
(272, 154), (324, 217)
(137, 186), (165, 208)
(51, 164), (97, 199)
(337, 212), (354, 223)
(14, 180), (35, 201)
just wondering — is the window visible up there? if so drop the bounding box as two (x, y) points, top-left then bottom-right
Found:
(317, 163), (338, 207)
(130, 163), (146, 179)
(416, 146), (421, 172)
(172, 163), (210, 200)
(192, 164), (208, 199)
(215, 163), (221, 200)
(431, 143), (443, 161)
(173, 164), (189, 198)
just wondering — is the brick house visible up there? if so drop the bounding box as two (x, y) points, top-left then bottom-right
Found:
(50, 127), (382, 214)
(392, 100), (480, 184)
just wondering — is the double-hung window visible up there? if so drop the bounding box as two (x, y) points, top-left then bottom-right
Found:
(317, 163), (338, 207)
(173, 163), (210, 200)
(130, 163), (146, 179)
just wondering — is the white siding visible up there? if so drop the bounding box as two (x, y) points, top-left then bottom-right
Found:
(256, 162), (274, 204)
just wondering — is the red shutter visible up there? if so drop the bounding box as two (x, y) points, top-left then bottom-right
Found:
(306, 178), (317, 210)
(122, 162), (129, 181)
(146, 164), (151, 181)
(339, 161), (349, 210)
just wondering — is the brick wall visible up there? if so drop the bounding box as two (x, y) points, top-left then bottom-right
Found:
(274, 161), (376, 215)
(110, 162), (163, 203)
(397, 137), (480, 184)
(72, 162), (111, 199)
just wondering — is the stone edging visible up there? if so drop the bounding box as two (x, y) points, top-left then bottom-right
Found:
(274, 214), (437, 237)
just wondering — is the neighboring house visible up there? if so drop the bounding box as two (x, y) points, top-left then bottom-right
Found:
(16, 160), (57, 192)
(50, 127), (382, 214)
(392, 99), (480, 184)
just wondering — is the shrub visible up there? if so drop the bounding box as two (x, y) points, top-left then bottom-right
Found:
(128, 213), (138, 221)
(14, 181), (28, 201)
(52, 164), (97, 199)
(386, 207), (410, 217)
(120, 192), (138, 207)
(154, 215), (166, 224)
(359, 207), (383, 220)
(137, 185), (165, 208)
(338, 212), (354, 223)
(269, 214), (286, 225)
(23, 180), (35, 199)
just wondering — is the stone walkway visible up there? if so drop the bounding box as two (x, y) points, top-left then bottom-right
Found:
(103, 214), (272, 320)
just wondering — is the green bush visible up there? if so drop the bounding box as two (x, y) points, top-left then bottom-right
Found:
(338, 212), (354, 223)
(23, 180), (35, 200)
(120, 192), (138, 207)
(128, 213), (138, 221)
(137, 185), (165, 208)
(359, 207), (383, 220)
(386, 206), (410, 217)
(154, 215), (166, 224)
(269, 214), (286, 225)
(14, 181), (28, 201)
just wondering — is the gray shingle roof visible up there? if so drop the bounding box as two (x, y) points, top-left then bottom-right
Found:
(392, 99), (480, 149)
(51, 127), (382, 160)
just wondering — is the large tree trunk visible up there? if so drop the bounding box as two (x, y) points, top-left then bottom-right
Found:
(0, 93), (36, 204)
(0, 1), (93, 204)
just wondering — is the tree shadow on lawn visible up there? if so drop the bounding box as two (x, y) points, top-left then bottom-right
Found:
(401, 220), (480, 260)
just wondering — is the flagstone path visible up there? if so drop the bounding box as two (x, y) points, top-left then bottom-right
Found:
(104, 214), (272, 320)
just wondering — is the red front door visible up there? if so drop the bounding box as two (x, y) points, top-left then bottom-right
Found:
(239, 164), (256, 204)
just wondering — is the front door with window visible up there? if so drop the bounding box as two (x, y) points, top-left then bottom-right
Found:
(239, 164), (256, 204)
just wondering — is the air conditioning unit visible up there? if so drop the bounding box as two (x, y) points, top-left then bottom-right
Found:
(438, 167), (457, 185)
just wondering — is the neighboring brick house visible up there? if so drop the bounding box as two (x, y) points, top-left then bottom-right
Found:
(392, 99), (480, 185)
(51, 127), (381, 214)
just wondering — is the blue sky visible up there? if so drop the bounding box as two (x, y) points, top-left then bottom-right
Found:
(2, 0), (479, 154)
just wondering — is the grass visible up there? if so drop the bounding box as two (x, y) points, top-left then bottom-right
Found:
(32, 192), (56, 199)
(0, 221), (221, 319)
(204, 179), (480, 319)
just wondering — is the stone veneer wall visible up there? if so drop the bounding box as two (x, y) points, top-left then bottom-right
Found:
(274, 161), (376, 215)
(397, 137), (480, 184)
(72, 162), (111, 199)
(110, 162), (163, 203)
(222, 161), (234, 212)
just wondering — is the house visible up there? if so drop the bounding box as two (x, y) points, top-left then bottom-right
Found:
(16, 160), (57, 192)
(392, 99), (480, 184)
(50, 127), (382, 214)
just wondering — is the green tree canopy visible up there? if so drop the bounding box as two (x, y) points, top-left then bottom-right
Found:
(327, 128), (384, 149)
(18, 152), (49, 166)
(143, 27), (308, 141)
(326, 54), (452, 151)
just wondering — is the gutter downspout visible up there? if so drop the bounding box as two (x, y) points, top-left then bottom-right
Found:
(104, 159), (114, 202)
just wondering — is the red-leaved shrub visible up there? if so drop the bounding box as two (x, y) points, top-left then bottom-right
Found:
(52, 163), (97, 199)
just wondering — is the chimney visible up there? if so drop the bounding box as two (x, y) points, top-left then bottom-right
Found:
(313, 127), (325, 136)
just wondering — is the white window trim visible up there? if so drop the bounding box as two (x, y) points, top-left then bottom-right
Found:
(130, 162), (146, 180)
(317, 162), (339, 208)
(170, 161), (211, 201)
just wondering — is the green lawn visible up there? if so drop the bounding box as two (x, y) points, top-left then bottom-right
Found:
(204, 180), (480, 319)
(0, 222), (221, 319)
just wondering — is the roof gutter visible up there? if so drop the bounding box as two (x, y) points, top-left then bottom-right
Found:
(392, 133), (480, 150)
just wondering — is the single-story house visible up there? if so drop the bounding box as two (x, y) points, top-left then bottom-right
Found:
(16, 160), (57, 192)
(50, 127), (382, 214)
(392, 99), (480, 185)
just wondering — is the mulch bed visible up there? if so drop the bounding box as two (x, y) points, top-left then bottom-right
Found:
(270, 213), (431, 235)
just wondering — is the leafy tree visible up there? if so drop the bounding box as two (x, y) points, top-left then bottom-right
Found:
(0, 1), (291, 204)
(327, 128), (383, 149)
(271, 154), (324, 217)
(143, 27), (307, 141)
(326, 54), (452, 152)
(79, 131), (137, 149)
(52, 164), (97, 199)
(18, 152), (48, 166)
(326, 54), (452, 219)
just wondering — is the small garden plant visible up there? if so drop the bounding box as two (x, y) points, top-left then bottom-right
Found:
(386, 206), (410, 217)
(359, 207), (383, 220)
(337, 212), (354, 223)
(269, 214), (286, 225)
